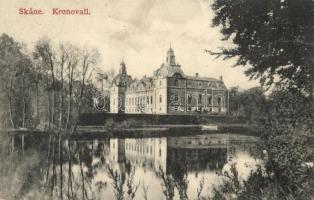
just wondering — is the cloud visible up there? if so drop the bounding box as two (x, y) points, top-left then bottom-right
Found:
(0, 0), (259, 89)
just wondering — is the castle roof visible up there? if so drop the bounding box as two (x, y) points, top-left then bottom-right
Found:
(112, 73), (132, 86)
(128, 76), (154, 91)
(153, 63), (185, 78)
(185, 76), (220, 82)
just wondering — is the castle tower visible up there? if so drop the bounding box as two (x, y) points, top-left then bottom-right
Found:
(166, 47), (176, 66)
(120, 60), (127, 74)
(110, 60), (130, 113)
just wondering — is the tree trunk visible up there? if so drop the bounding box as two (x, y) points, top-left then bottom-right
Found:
(21, 70), (26, 128)
(51, 136), (56, 197)
(59, 63), (64, 131)
(8, 93), (15, 129)
(59, 135), (63, 200)
(8, 75), (15, 129)
(46, 135), (52, 184)
(67, 139), (73, 199)
(78, 143), (86, 200)
(65, 65), (74, 134)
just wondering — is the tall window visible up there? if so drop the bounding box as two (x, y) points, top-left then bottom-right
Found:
(159, 95), (162, 103)
(174, 79), (178, 86)
(218, 97), (222, 106)
(208, 96), (212, 105)
(160, 80), (162, 86)
(199, 94), (202, 103)
(187, 94), (192, 103)
(151, 96), (153, 104)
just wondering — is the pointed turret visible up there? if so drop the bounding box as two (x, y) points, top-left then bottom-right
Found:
(166, 46), (176, 66)
(119, 60), (127, 74)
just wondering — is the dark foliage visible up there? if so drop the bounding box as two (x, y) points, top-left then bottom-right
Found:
(228, 86), (268, 123)
(211, 0), (314, 93)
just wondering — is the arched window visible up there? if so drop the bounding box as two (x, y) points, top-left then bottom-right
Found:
(208, 96), (212, 105)
(175, 95), (178, 101)
(187, 94), (192, 103)
(218, 97), (222, 106)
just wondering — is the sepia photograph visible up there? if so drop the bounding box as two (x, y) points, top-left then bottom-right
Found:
(0, 0), (313, 199)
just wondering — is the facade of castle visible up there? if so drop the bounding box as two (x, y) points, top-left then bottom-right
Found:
(110, 48), (229, 114)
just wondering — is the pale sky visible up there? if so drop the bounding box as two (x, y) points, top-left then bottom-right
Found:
(0, 0), (259, 89)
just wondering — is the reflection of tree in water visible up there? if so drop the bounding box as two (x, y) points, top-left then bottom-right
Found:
(46, 138), (98, 200)
(167, 147), (227, 172)
(9, 137), (108, 200)
(169, 159), (189, 200)
(3, 136), (247, 200)
(156, 147), (228, 200)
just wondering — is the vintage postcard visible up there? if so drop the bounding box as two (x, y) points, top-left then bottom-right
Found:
(0, 0), (313, 199)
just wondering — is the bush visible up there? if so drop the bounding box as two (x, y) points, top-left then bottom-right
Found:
(212, 134), (314, 200)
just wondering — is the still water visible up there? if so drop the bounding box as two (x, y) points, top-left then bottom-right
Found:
(7, 133), (260, 200)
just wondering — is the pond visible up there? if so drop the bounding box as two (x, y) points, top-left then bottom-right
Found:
(1, 133), (260, 200)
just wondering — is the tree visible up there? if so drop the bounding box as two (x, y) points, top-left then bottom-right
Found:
(229, 87), (267, 122)
(33, 38), (58, 130)
(210, 2), (314, 198)
(265, 87), (314, 135)
(210, 0), (314, 94)
(0, 33), (34, 128)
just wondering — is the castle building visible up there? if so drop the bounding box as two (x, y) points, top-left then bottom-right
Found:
(110, 47), (229, 114)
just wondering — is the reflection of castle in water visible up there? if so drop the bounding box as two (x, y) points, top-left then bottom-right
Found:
(105, 135), (253, 174)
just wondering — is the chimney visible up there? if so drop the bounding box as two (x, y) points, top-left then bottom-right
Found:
(219, 76), (223, 81)
(195, 73), (199, 78)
